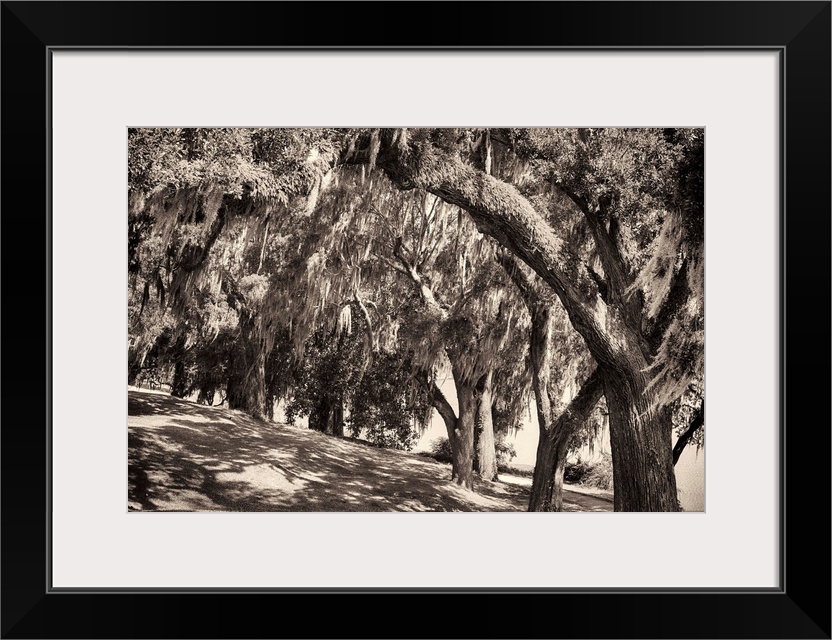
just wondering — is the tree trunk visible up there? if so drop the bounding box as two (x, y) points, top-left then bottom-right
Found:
(475, 371), (498, 482)
(415, 366), (477, 490)
(499, 256), (604, 512)
(452, 382), (477, 490)
(528, 370), (604, 511)
(528, 429), (569, 512)
(330, 395), (345, 436)
(308, 394), (346, 436)
(127, 361), (140, 386)
(604, 366), (679, 511)
(308, 395), (331, 433)
(418, 372), (457, 446)
(525, 298), (604, 511)
(171, 360), (188, 398)
(265, 393), (275, 421)
(197, 386), (215, 406)
(389, 234), (483, 490)
(226, 312), (267, 421)
(226, 355), (266, 420)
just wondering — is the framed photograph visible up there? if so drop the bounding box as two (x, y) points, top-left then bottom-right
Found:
(2, 1), (829, 638)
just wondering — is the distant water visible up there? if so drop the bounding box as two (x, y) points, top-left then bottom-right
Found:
(674, 443), (705, 511)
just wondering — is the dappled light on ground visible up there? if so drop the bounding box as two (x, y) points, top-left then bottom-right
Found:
(128, 390), (613, 512)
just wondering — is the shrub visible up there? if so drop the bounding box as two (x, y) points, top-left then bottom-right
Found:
(563, 454), (614, 490)
(564, 459), (591, 484)
(428, 437), (454, 464)
(497, 464), (534, 478)
(581, 453), (614, 490)
(495, 436), (517, 466)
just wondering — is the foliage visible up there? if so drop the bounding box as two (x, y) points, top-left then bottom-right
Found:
(673, 378), (705, 451)
(284, 308), (427, 449)
(563, 459), (591, 484)
(348, 351), (429, 451)
(283, 322), (365, 428)
(506, 127), (705, 408)
(564, 454), (613, 490)
(495, 433), (517, 465)
(582, 453), (614, 490)
(127, 127), (703, 510)
(427, 437), (454, 464)
(497, 464), (534, 478)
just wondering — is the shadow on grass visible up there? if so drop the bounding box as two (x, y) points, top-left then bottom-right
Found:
(127, 390), (612, 513)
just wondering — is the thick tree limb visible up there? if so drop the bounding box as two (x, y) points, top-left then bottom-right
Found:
(339, 132), (677, 377)
(586, 264), (610, 304)
(562, 188), (645, 331)
(358, 133), (633, 369)
(552, 367), (605, 431)
(392, 236), (447, 319)
(496, 250), (537, 311)
(563, 190), (630, 293)
(414, 370), (457, 435)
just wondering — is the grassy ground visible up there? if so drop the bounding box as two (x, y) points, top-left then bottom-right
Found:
(128, 389), (613, 513)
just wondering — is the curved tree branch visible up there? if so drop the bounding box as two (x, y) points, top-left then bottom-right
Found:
(392, 235), (448, 319)
(353, 291), (378, 353)
(414, 370), (458, 439)
(672, 402), (704, 465)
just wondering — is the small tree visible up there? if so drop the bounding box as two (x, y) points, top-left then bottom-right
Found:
(348, 351), (429, 451)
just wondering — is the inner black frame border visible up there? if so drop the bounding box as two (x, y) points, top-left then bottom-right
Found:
(2, 2), (829, 638)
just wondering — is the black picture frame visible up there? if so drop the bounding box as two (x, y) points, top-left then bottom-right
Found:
(2, 2), (829, 638)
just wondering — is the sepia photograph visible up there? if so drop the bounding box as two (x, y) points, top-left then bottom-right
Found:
(127, 127), (704, 513)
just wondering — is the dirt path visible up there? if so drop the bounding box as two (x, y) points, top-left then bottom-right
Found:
(128, 390), (612, 512)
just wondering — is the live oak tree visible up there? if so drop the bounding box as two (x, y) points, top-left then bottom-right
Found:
(499, 252), (603, 511)
(128, 128), (340, 419)
(280, 164), (518, 488)
(372, 188), (527, 487)
(491, 180), (605, 512)
(128, 127), (704, 511)
(335, 127), (704, 511)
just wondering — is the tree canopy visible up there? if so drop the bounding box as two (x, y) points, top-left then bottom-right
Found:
(128, 127), (704, 512)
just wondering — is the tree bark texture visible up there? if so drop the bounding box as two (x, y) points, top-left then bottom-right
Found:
(416, 370), (474, 489)
(475, 370), (498, 482)
(452, 380), (477, 490)
(529, 428), (569, 512)
(499, 252), (604, 511)
(526, 300), (604, 511)
(528, 369), (604, 511)
(603, 365), (678, 511)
